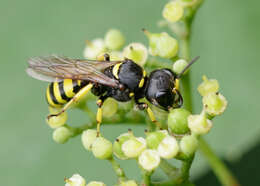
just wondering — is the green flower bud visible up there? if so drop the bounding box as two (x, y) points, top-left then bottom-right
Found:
(172, 59), (188, 75)
(168, 108), (191, 134)
(47, 107), (68, 128)
(87, 181), (106, 186)
(65, 174), (86, 186)
(53, 126), (72, 144)
(138, 149), (160, 171)
(157, 135), (179, 159)
(188, 112), (213, 135)
(197, 76), (219, 96)
(113, 133), (132, 160)
(81, 129), (98, 151)
(102, 98), (118, 118)
(123, 43), (148, 66)
(83, 38), (106, 60)
(109, 51), (124, 61)
(146, 130), (167, 149)
(92, 137), (113, 159)
(162, 1), (184, 23)
(104, 29), (125, 50)
(122, 137), (146, 158)
(203, 93), (227, 116)
(180, 135), (198, 156)
(119, 180), (138, 186)
(144, 30), (178, 59)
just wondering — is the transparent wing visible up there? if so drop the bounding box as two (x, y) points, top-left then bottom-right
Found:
(27, 55), (121, 88)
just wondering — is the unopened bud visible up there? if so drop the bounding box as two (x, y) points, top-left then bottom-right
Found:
(180, 135), (198, 156)
(138, 149), (160, 171)
(203, 93), (227, 116)
(123, 43), (148, 66)
(102, 98), (118, 118)
(119, 180), (138, 186)
(173, 59), (188, 75)
(104, 29), (125, 50)
(53, 126), (72, 144)
(113, 133), (132, 160)
(157, 135), (179, 159)
(163, 1), (184, 23)
(87, 181), (106, 186)
(65, 174), (86, 186)
(47, 107), (68, 128)
(146, 130), (167, 149)
(122, 137), (146, 158)
(81, 129), (98, 151)
(144, 30), (178, 59)
(168, 108), (191, 134)
(92, 137), (113, 159)
(83, 38), (106, 60)
(198, 76), (219, 96)
(188, 112), (213, 135)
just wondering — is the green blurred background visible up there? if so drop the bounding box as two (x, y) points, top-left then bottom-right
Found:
(1, 0), (260, 185)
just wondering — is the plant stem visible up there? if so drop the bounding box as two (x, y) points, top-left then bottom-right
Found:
(159, 159), (178, 178)
(108, 158), (127, 182)
(198, 138), (240, 186)
(141, 169), (151, 186)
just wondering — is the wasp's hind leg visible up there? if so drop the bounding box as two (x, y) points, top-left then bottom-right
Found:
(135, 99), (161, 128)
(96, 94), (110, 136)
(47, 83), (93, 120)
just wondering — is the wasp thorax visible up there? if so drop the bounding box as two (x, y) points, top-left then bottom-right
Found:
(145, 69), (176, 110)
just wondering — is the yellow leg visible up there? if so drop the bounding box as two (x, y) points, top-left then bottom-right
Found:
(47, 83), (93, 120)
(175, 79), (180, 91)
(146, 107), (161, 128)
(96, 107), (102, 136)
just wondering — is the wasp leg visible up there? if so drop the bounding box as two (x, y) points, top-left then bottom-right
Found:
(97, 53), (110, 61)
(175, 79), (180, 91)
(47, 83), (93, 120)
(135, 100), (161, 128)
(172, 88), (183, 108)
(96, 94), (109, 136)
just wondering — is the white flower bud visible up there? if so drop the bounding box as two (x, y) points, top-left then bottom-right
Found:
(172, 59), (188, 75)
(81, 129), (98, 151)
(47, 107), (68, 128)
(53, 127), (72, 144)
(203, 93), (227, 116)
(138, 149), (160, 171)
(123, 43), (148, 66)
(65, 174), (86, 186)
(163, 1), (184, 23)
(188, 113), (213, 135)
(180, 135), (198, 156)
(119, 180), (138, 186)
(197, 76), (219, 96)
(83, 38), (106, 60)
(87, 181), (106, 186)
(113, 133), (132, 160)
(104, 29), (125, 50)
(157, 135), (179, 159)
(146, 130), (167, 149)
(92, 137), (113, 159)
(122, 137), (146, 158)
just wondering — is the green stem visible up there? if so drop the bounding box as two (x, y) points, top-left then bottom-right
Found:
(159, 159), (178, 178)
(108, 158), (127, 182)
(141, 170), (151, 186)
(199, 138), (240, 186)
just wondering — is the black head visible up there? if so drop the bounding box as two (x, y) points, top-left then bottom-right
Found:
(145, 69), (182, 111)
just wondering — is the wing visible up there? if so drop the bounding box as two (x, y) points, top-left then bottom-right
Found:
(27, 55), (121, 88)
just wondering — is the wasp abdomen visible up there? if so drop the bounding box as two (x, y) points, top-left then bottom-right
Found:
(46, 79), (88, 108)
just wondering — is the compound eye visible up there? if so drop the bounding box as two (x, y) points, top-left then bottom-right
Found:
(155, 91), (174, 110)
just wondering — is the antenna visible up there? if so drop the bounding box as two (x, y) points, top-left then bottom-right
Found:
(176, 56), (200, 79)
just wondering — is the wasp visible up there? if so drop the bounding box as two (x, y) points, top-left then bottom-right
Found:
(27, 54), (198, 135)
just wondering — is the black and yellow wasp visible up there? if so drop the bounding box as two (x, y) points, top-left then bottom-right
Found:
(27, 54), (198, 135)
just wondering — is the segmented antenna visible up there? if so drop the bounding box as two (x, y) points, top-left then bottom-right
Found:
(176, 56), (200, 79)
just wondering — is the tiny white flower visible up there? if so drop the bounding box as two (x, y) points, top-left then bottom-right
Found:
(65, 174), (86, 186)
(157, 135), (179, 159)
(138, 149), (160, 171)
(123, 42), (148, 66)
(122, 137), (146, 158)
(188, 113), (213, 135)
(83, 38), (106, 59)
(81, 129), (98, 151)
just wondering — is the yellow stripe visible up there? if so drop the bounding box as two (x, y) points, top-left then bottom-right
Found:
(138, 78), (145, 88)
(77, 80), (81, 87)
(63, 79), (75, 98)
(53, 82), (66, 104)
(143, 70), (146, 77)
(112, 63), (122, 79)
(46, 85), (61, 108)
